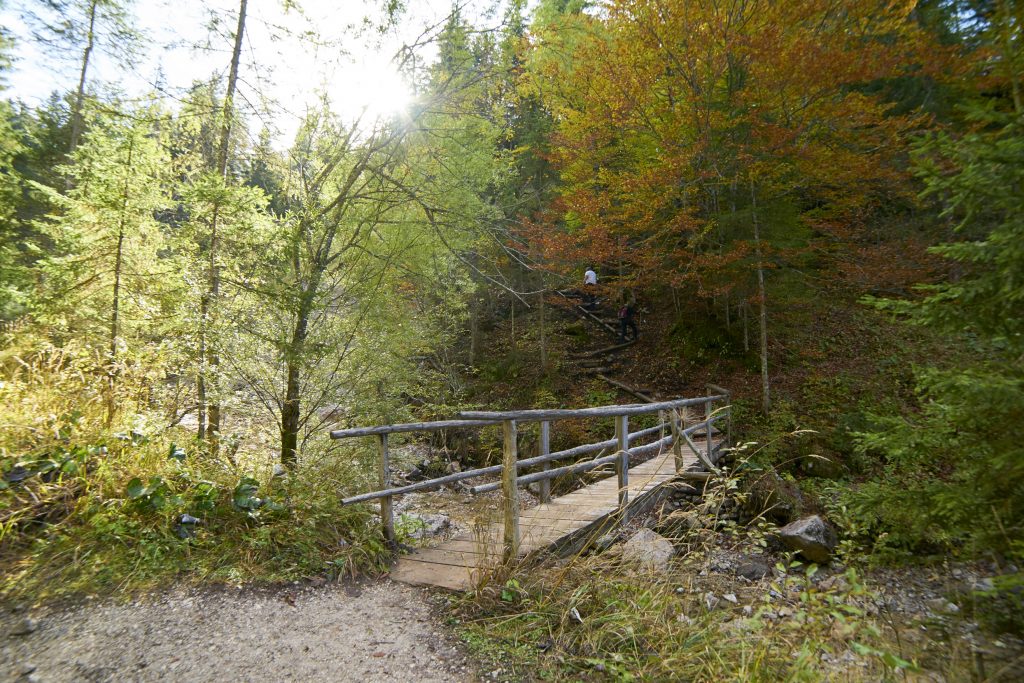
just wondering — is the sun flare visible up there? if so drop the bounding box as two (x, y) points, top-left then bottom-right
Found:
(348, 61), (412, 119)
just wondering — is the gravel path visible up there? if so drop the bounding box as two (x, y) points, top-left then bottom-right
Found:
(0, 581), (478, 682)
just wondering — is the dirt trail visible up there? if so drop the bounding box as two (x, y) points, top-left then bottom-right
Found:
(0, 581), (477, 682)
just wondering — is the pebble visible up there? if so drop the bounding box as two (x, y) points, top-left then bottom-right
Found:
(723, 593), (738, 604)
(10, 618), (37, 636)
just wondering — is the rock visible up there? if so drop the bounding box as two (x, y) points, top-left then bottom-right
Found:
(10, 617), (37, 636)
(272, 463), (287, 477)
(404, 513), (451, 539)
(592, 533), (617, 552)
(703, 592), (720, 610)
(973, 578), (995, 592)
(527, 483), (541, 496)
(654, 510), (704, 538)
(19, 662), (37, 675)
(818, 575), (849, 592)
(735, 558), (772, 581)
(778, 515), (837, 564)
(722, 593), (739, 604)
(741, 470), (804, 524)
(446, 461), (462, 474)
(742, 605), (753, 616)
(620, 528), (675, 573)
(926, 598), (960, 615)
(800, 453), (845, 479)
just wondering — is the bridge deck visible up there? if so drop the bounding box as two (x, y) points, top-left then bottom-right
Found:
(390, 443), (709, 591)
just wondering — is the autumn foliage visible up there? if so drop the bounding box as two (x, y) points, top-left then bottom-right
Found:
(522, 0), (955, 295)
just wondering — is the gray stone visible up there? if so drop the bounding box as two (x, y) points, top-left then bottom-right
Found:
(10, 617), (37, 636)
(404, 513), (451, 539)
(778, 515), (837, 564)
(926, 598), (960, 615)
(620, 528), (675, 573)
(735, 558), (772, 581)
(703, 592), (720, 610)
(818, 575), (849, 592)
(593, 533), (617, 552)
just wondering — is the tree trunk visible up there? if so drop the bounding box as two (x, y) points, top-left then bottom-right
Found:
(68, 0), (98, 158)
(199, 0), (248, 445)
(742, 302), (749, 352)
(281, 295), (312, 466)
(106, 136), (133, 426)
(998, 0), (1022, 114)
(539, 287), (547, 370)
(468, 294), (478, 366)
(750, 181), (770, 414)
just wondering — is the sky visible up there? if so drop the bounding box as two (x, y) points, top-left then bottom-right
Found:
(1, 0), (512, 143)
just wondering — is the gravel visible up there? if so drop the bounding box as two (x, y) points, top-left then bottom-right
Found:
(0, 581), (476, 682)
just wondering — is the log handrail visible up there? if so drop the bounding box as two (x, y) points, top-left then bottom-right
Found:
(456, 394), (727, 422)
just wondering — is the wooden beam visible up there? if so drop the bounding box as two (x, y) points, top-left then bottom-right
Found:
(539, 420), (551, 504)
(468, 435), (674, 494)
(331, 418), (501, 439)
(568, 340), (637, 358)
(458, 394), (728, 422)
(502, 419), (520, 562)
(574, 304), (619, 336)
(378, 433), (395, 549)
(615, 414), (629, 508)
(596, 373), (655, 403)
(470, 453), (620, 493)
(671, 409), (683, 472)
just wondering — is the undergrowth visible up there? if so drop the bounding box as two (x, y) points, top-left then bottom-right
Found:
(0, 344), (392, 601)
(453, 555), (949, 682)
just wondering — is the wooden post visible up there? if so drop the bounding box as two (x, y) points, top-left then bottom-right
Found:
(724, 390), (733, 447)
(378, 433), (395, 549)
(615, 414), (629, 508)
(671, 409), (683, 472)
(704, 396), (714, 465)
(539, 420), (551, 504)
(502, 419), (520, 562)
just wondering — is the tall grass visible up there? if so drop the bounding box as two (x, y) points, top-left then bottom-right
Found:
(0, 343), (391, 601)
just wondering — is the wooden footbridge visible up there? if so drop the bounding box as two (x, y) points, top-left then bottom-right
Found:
(331, 388), (732, 591)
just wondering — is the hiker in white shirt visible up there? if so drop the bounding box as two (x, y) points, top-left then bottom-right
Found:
(583, 267), (597, 308)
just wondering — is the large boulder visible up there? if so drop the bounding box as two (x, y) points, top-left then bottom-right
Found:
(778, 515), (838, 564)
(621, 528), (675, 573)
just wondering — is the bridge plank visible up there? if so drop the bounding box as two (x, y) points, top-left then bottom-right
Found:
(391, 443), (719, 590)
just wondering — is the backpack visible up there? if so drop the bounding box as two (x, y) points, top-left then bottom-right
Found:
(618, 305), (628, 319)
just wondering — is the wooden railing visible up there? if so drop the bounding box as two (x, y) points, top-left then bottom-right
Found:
(331, 387), (732, 559)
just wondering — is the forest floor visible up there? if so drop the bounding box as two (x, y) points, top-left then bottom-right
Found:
(0, 580), (477, 682)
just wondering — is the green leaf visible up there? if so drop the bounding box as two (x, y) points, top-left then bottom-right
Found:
(126, 477), (146, 499)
